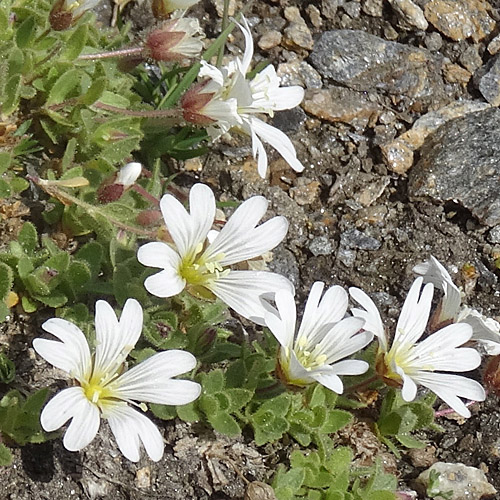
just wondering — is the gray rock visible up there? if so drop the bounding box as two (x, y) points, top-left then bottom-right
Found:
(424, 32), (443, 51)
(388, 0), (428, 30)
(479, 55), (500, 106)
(343, 1), (361, 18)
(409, 107), (500, 227)
(415, 462), (496, 500)
(309, 30), (443, 99)
(488, 225), (500, 244)
(340, 229), (381, 250)
(337, 246), (357, 267)
(361, 0), (384, 17)
(277, 61), (323, 89)
(321, 0), (339, 19)
(309, 236), (334, 256)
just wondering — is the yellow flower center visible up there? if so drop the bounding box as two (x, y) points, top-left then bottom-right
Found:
(178, 243), (229, 287)
(81, 371), (118, 408)
(294, 337), (327, 371)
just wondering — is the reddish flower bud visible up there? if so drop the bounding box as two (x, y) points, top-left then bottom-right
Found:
(484, 355), (500, 396)
(97, 183), (125, 204)
(136, 209), (163, 227)
(180, 81), (217, 125)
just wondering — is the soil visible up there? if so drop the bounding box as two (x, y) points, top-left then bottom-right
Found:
(3, 0), (500, 498)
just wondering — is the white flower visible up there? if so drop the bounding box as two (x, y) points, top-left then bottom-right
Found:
(180, 17), (305, 178)
(33, 299), (201, 462)
(137, 183), (293, 325)
(264, 282), (372, 393)
(116, 162), (142, 187)
(146, 18), (204, 62)
(63, 0), (100, 17)
(350, 277), (486, 417)
(413, 256), (500, 355)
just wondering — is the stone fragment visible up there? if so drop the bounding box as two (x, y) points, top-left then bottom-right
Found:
(459, 45), (483, 73)
(309, 236), (334, 257)
(488, 226), (500, 244)
(361, 0), (384, 17)
(245, 482), (277, 500)
(183, 157), (203, 172)
(283, 22), (314, 51)
(306, 4), (322, 28)
(135, 466), (152, 489)
(340, 229), (381, 250)
(277, 61), (322, 89)
(290, 180), (321, 205)
(380, 100), (491, 173)
(343, 1), (361, 18)
(258, 30), (282, 50)
(211, 0), (236, 17)
(283, 6), (303, 23)
(321, 0), (338, 19)
(355, 177), (391, 206)
(409, 107), (500, 227)
(488, 33), (500, 55)
(310, 30), (443, 100)
(479, 55), (500, 106)
(415, 462), (497, 500)
(443, 63), (471, 84)
(302, 88), (381, 127)
(423, 0), (495, 42)
(407, 446), (437, 468)
(424, 32), (443, 51)
(388, 0), (428, 30)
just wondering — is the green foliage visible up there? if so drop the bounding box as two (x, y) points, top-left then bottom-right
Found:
(375, 389), (436, 455)
(0, 389), (49, 446)
(0, 353), (15, 384)
(426, 470), (454, 500)
(273, 448), (396, 500)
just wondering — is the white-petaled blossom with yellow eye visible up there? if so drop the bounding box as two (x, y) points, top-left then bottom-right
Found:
(413, 255), (500, 355)
(33, 299), (201, 462)
(180, 16), (305, 178)
(137, 183), (294, 325)
(350, 277), (486, 418)
(264, 282), (372, 393)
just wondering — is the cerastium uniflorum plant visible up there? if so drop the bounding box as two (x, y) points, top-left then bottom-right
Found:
(0, 0), (495, 498)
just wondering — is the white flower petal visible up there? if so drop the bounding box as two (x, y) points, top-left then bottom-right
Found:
(144, 269), (186, 298)
(41, 387), (100, 451)
(137, 241), (181, 269)
(395, 278), (433, 347)
(269, 288), (297, 348)
(459, 308), (500, 351)
(199, 60), (225, 87)
(412, 372), (486, 418)
(349, 287), (387, 350)
(236, 16), (254, 76)
(112, 350), (201, 405)
(400, 372), (418, 402)
(35, 318), (92, 381)
(327, 359), (369, 376)
(116, 162), (142, 187)
(310, 371), (344, 394)
(160, 184), (215, 257)
(94, 299), (143, 376)
(206, 200), (287, 266)
(268, 85), (305, 111)
(320, 326), (372, 364)
(251, 129), (269, 178)
(106, 404), (164, 462)
(249, 118), (304, 173)
(208, 270), (294, 325)
(413, 256), (461, 322)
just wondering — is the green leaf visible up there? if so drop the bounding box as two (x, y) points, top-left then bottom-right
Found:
(21, 295), (37, 313)
(396, 433), (426, 449)
(0, 152), (11, 174)
(61, 138), (77, 170)
(80, 76), (107, 105)
(150, 403), (177, 421)
(15, 16), (36, 48)
(0, 443), (12, 466)
(200, 369), (225, 395)
(226, 388), (253, 412)
(0, 353), (15, 383)
(45, 251), (70, 273)
(0, 262), (13, 301)
(32, 292), (68, 308)
(207, 412), (241, 436)
(9, 177), (29, 194)
(75, 241), (103, 277)
(46, 69), (82, 106)
(18, 222), (38, 254)
(2, 74), (21, 115)
(176, 401), (202, 422)
(322, 409), (352, 434)
(62, 24), (88, 60)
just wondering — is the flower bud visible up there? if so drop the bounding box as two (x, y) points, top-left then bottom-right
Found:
(145, 18), (204, 62)
(97, 162), (142, 203)
(49, 0), (100, 31)
(136, 209), (163, 227)
(483, 354), (500, 396)
(180, 81), (217, 125)
(151, 0), (200, 20)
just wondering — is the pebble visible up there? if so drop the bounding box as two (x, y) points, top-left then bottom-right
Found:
(302, 88), (380, 128)
(407, 446), (437, 468)
(306, 4), (322, 28)
(343, 1), (361, 18)
(283, 22), (314, 51)
(380, 100), (491, 173)
(423, 0), (495, 42)
(459, 45), (483, 73)
(478, 55), (500, 106)
(258, 30), (282, 50)
(424, 32), (443, 51)
(488, 33), (500, 55)
(309, 30), (443, 100)
(408, 107), (500, 227)
(340, 228), (381, 250)
(309, 236), (334, 256)
(355, 177), (390, 206)
(135, 467), (152, 489)
(321, 0), (339, 19)
(488, 226), (500, 244)
(388, 0), (428, 30)
(361, 0), (384, 17)
(277, 61), (322, 89)
(290, 179), (321, 205)
(211, 0), (236, 17)
(245, 481), (277, 500)
(337, 246), (357, 267)
(442, 62), (471, 84)
(415, 462), (497, 500)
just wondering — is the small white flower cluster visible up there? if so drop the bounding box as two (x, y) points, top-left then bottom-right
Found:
(35, 184), (494, 462)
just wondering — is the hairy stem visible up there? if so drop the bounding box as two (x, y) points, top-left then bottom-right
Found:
(77, 47), (145, 61)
